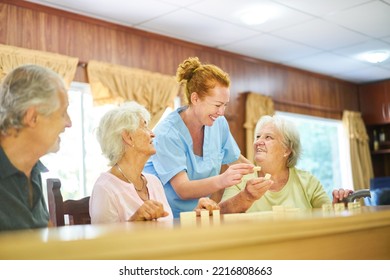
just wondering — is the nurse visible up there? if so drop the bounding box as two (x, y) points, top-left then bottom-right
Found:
(144, 57), (253, 218)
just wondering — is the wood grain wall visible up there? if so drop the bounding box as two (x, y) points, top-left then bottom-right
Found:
(0, 0), (360, 154)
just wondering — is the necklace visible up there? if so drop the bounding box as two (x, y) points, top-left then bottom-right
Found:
(116, 163), (145, 192)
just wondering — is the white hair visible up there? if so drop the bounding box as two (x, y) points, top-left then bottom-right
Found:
(255, 115), (301, 167)
(0, 64), (65, 135)
(96, 101), (150, 166)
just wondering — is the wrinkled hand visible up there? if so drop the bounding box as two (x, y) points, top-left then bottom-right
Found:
(130, 200), (169, 221)
(195, 197), (220, 216)
(332, 188), (354, 203)
(219, 163), (255, 188)
(244, 176), (273, 201)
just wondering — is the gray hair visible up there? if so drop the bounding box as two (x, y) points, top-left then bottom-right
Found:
(0, 64), (65, 135)
(255, 115), (301, 167)
(96, 101), (150, 166)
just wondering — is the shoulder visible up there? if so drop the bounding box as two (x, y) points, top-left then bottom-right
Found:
(291, 167), (322, 187)
(292, 167), (317, 179)
(154, 107), (182, 133)
(144, 173), (165, 194)
(144, 173), (162, 185)
(154, 111), (185, 140)
(93, 172), (118, 191)
(35, 160), (49, 173)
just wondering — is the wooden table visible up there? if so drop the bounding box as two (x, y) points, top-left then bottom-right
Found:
(1, 206), (390, 260)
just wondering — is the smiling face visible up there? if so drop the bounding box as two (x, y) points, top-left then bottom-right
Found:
(253, 122), (290, 167)
(192, 85), (230, 126)
(131, 118), (156, 157)
(37, 89), (72, 155)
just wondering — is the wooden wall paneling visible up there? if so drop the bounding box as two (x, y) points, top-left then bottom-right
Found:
(338, 82), (360, 112)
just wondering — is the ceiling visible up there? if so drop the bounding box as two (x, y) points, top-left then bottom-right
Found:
(26, 0), (390, 84)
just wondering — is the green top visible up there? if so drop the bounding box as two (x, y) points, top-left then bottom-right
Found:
(222, 167), (331, 212)
(0, 147), (49, 231)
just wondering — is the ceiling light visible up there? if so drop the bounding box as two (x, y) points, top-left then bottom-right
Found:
(357, 50), (390, 63)
(239, 6), (276, 26)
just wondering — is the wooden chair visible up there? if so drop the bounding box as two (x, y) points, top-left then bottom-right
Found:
(46, 178), (91, 226)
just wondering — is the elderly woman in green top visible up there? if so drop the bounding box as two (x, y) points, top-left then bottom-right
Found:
(219, 115), (352, 213)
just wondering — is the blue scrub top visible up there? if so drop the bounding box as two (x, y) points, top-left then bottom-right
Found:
(144, 106), (240, 218)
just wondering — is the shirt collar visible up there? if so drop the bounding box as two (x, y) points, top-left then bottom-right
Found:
(0, 146), (48, 179)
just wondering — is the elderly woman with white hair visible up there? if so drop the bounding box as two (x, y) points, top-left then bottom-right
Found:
(90, 101), (218, 223)
(219, 115), (352, 213)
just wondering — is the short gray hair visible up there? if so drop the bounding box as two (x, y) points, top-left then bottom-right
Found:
(255, 115), (301, 167)
(0, 64), (65, 135)
(96, 101), (150, 166)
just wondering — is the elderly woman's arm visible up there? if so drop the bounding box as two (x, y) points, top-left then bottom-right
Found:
(219, 177), (273, 214)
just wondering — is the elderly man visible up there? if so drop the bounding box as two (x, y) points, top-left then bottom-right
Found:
(0, 64), (72, 231)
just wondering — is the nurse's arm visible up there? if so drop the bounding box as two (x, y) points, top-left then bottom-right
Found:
(229, 154), (252, 165)
(170, 162), (254, 200)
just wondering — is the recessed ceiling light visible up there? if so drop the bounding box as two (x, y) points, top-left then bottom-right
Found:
(239, 6), (277, 26)
(357, 50), (390, 63)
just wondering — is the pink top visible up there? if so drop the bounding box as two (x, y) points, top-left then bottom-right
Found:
(89, 172), (173, 224)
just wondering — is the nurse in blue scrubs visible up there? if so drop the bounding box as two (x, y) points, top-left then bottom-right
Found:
(144, 57), (254, 218)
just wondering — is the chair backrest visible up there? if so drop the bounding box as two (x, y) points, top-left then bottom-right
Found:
(46, 178), (91, 226)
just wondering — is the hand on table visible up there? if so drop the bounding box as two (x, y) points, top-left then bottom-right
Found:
(130, 200), (169, 221)
(195, 197), (220, 216)
(332, 188), (354, 203)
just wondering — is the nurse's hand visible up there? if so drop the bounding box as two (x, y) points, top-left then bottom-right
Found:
(219, 163), (255, 189)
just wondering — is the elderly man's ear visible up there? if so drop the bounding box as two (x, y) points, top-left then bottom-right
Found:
(23, 107), (39, 127)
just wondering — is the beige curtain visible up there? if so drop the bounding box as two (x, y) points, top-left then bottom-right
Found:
(0, 44), (78, 88)
(244, 92), (275, 162)
(87, 60), (179, 129)
(342, 110), (374, 190)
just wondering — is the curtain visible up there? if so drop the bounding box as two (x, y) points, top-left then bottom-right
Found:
(342, 110), (374, 190)
(0, 44), (78, 88)
(87, 60), (180, 129)
(244, 92), (275, 163)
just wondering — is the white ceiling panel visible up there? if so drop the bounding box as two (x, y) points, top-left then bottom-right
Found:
(160, 0), (203, 7)
(275, 0), (371, 16)
(223, 34), (321, 63)
(383, 36), (390, 44)
(285, 52), (369, 76)
(326, 1), (390, 38)
(336, 66), (390, 83)
(273, 19), (370, 50)
(139, 9), (259, 47)
(188, 0), (315, 32)
(334, 40), (390, 61)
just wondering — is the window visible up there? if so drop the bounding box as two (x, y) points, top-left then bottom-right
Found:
(276, 111), (353, 199)
(41, 82), (115, 200)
